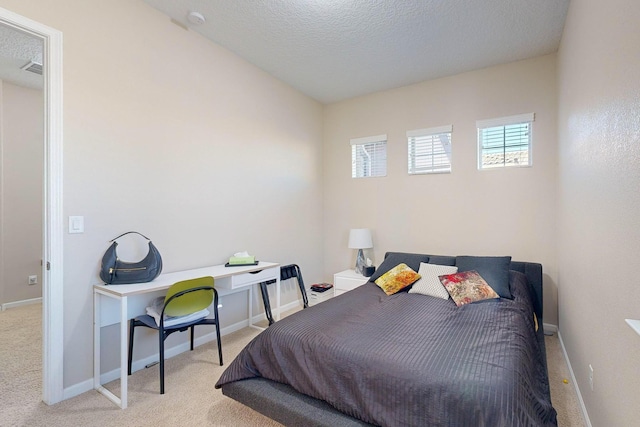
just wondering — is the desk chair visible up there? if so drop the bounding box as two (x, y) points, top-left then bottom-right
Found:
(127, 276), (223, 394)
(259, 264), (308, 326)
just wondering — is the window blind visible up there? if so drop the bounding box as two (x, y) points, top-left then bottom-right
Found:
(407, 125), (452, 174)
(477, 114), (533, 169)
(351, 135), (387, 178)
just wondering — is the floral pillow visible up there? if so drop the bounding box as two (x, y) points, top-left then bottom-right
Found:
(374, 263), (421, 295)
(439, 270), (499, 306)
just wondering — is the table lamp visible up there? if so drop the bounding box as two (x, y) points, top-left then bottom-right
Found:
(348, 228), (373, 275)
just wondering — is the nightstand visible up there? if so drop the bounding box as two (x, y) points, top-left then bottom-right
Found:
(333, 269), (369, 296)
(309, 288), (334, 306)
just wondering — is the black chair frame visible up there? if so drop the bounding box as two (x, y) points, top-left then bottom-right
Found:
(127, 285), (223, 394)
(259, 264), (308, 326)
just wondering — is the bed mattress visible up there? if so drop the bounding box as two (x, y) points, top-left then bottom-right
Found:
(216, 270), (557, 426)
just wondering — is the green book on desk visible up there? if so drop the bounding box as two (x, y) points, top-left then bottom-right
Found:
(228, 256), (255, 265)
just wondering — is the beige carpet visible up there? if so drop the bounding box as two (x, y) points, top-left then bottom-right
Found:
(1, 303), (586, 426)
(545, 329), (586, 427)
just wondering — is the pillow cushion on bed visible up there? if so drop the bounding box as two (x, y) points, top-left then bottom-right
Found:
(408, 263), (458, 299)
(427, 255), (456, 266)
(369, 252), (430, 283)
(439, 270), (499, 306)
(455, 255), (512, 299)
(374, 263), (421, 295)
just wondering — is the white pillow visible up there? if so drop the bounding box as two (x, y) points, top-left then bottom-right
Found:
(408, 262), (458, 299)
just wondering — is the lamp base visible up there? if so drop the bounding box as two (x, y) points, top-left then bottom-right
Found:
(355, 249), (366, 275)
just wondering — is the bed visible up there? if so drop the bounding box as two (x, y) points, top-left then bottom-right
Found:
(215, 252), (557, 426)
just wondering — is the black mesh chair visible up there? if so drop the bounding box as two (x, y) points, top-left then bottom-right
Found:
(127, 276), (223, 394)
(259, 264), (308, 326)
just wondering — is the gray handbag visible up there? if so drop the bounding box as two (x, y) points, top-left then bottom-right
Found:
(99, 231), (163, 285)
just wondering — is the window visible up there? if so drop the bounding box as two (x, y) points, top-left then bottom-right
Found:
(477, 113), (534, 169)
(407, 125), (452, 174)
(351, 134), (387, 178)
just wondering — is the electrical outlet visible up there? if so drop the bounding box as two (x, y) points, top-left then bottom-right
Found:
(28, 275), (38, 285)
(588, 364), (594, 391)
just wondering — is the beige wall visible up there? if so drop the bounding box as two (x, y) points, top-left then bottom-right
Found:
(557, 0), (640, 424)
(6, 3), (639, 420)
(0, 0), (324, 388)
(0, 81), (43, 305)
(323, 54), (559, 325)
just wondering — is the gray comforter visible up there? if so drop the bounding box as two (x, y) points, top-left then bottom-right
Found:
(215, 271), (557, 426)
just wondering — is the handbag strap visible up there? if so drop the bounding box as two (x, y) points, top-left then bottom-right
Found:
(109, 231), (151, 242)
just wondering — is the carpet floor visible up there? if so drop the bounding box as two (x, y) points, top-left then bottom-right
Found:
(0, 303), (586, 426)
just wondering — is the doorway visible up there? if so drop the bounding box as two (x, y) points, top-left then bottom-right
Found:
(0, 25), (44, 309)
(0, 7), (63, 405)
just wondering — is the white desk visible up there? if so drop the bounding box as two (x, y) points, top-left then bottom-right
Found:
(93, 261), (280, 409)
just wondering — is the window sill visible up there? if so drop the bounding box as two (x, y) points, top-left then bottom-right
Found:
(625, 319), (640, 336)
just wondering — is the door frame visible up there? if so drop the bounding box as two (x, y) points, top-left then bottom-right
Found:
(0, 7), (64, 404)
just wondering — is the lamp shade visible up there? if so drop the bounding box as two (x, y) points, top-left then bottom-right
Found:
(348, 228), (373, 249)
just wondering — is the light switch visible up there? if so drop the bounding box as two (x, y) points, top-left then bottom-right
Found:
(69, 216), (84, 234)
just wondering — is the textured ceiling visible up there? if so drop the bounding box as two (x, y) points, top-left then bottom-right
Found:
(0, 24), (43, 90)
(144, 0), (570, 104)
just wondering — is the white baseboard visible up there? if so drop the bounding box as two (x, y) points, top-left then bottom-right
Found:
(543, 322), (558, 333)
(64, 299), (301, 400)
(557, 330), (592, 427)
(1, 297), (42, 311)
(63, 378), (94, 401)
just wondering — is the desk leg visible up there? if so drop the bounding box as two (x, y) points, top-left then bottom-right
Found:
(120, 296), (128, 409)
(275, 277), (281, 321)
(93, 290), (100, 391)
(94, 291), (126, 409)
(248, 287), (253, 327)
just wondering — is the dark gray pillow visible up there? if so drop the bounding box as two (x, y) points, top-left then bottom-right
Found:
(369, 252), (430, 283)
(455, 256), (512, 299)
(427, 255), (456, 266)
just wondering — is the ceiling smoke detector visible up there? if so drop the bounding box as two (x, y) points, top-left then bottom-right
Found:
(187, 11), (206, 25)
(21, 60), (43, 75)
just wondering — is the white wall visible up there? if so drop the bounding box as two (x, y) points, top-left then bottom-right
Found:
(0, 0), (324, 389)
(557, 0), (640, 424)
(0, 81), (43, 305)
(323, 54), (559, 325)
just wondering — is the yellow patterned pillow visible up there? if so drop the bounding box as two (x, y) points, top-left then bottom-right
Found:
(374, 263), (421, 295)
